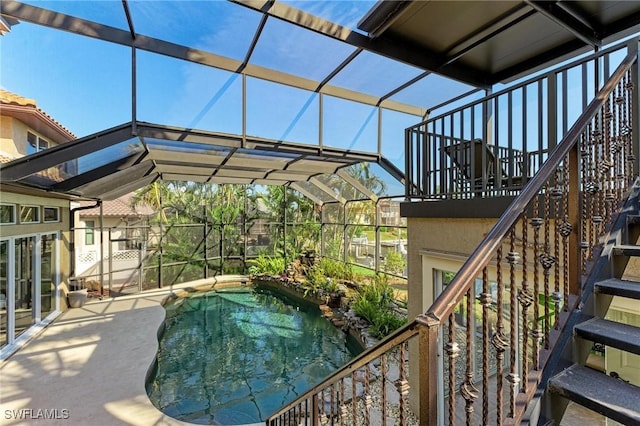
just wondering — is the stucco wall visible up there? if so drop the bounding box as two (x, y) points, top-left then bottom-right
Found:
(406, 217), (497, 318)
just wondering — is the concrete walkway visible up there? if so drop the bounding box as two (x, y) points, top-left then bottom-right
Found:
(0, 277), (251, 426)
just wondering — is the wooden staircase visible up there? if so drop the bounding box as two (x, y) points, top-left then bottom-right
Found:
(540, 200), (640, 425)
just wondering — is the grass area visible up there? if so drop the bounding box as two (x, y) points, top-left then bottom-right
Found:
(361, 229), (406, 241)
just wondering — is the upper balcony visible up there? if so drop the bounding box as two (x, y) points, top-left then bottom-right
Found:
(404, 39), (636, 204)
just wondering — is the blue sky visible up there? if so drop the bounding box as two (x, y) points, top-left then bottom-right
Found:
(0, 1), (474, 167)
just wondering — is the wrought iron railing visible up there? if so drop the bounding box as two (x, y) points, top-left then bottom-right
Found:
(406, 39), (634, 200)
(267, 41), (638, 425)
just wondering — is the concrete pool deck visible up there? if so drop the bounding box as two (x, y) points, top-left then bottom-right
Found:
(0, 276), (253, 426)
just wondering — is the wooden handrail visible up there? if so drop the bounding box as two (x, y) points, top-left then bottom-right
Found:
(426, 49), (638, 322)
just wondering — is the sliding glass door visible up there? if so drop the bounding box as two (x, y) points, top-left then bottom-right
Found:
(0, 241), (7, 348)
(14, 236), (35, 338)
(0, 233), (58, 353)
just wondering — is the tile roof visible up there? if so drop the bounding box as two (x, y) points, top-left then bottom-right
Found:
(0, 90), (37, 107)
(0, 89), (76, 139)
(78, 193), (154, 217)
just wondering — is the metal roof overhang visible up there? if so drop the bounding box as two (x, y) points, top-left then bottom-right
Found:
(358, 0), (640, 85)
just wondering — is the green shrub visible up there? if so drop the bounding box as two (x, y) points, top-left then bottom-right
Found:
(369, 311), (407, 339)
(318, 258), (353, 281)
(352, 296), (378, 323)
(248, 254), (285, 276)
(352, 273), (405, 338)
(383, 250), (405, 275)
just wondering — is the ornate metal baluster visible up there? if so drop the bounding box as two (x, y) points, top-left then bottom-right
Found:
(560, 156), (572, 311)
(613, 79), (624, 204)
(481, 266), (491, 425)
(447, 313), (459, 426)
(395, 342), (410, 426)
(551, 182), (562, 330)
(588, 123), (598, 257)
(531, 197), (543, 370)
(506, 228), (520, 417)
(541, 187), (555, 349)
(492, 246), (508, 426)
(364, 364), (371, 425)
(319, 389), (328, 425)
(339, 378), (347, 425)
(603, 94), (615, 222)
(518, 214), (533, 391)
(623, 71), (634, 191)
(580, 128), (590, 275)
(588, 110), (606, 245)
(461, 289), (479, 425)
(351, 371), (357, 426)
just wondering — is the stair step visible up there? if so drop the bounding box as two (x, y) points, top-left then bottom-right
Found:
(612, 244), (640, 256)
(548, 365), (640, 425)
(574, 317), (640, 355)
(595, 278), (640, 300)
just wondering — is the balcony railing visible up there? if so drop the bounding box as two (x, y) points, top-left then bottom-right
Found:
(406, 39), (634, 200)
(268, 39), (638, 425)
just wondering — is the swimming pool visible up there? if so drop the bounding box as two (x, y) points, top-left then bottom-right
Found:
(147, 286), (362, 425)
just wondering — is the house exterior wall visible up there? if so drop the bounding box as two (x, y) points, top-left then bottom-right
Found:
(406, 217), (497, 319)
(0, 117), (55, 157)
(0, 116), (19, 156)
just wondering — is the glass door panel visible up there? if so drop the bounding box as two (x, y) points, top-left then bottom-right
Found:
(41, 234), (56, 318)
(0, 241), (7, 348)
(14, 236), (35, 337)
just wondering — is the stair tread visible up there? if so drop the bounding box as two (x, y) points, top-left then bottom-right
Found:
(575, 317), (640, 355)
(548, 365), (640, 425)
(612, 244), (640, 255)
(595, 278), (640, 300)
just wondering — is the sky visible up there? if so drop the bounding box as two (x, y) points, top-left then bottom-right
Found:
(0, 0), (479, 179)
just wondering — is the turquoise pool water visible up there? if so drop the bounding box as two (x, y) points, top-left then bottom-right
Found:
(147, 286), (362, 425)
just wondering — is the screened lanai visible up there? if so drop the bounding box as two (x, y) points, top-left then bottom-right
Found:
(2, 0), (640, 290)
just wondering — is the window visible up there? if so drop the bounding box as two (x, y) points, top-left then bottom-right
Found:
(0, 205), (16, 225)
(85, 220), (95, 245)
(19, 206), (39, 223)
(43, 207), (60, 223)
(26, 131), (49, 155)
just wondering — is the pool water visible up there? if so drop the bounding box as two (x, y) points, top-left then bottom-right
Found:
(147, 286), (362, 425)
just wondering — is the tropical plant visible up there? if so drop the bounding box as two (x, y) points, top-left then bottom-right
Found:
(248, 254), (285, 276)
(351, 273), (406, 338)
(383, 250), (406, 275)
(318, 257), (353, 281)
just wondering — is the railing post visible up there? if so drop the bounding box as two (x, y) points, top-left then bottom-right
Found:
(311, 394), (319, 426)
(629, 39), (640, 177)
(417, 314), (440, 426)
(568, 143), (581, 295)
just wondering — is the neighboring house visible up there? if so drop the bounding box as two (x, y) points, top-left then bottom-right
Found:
(72, 193), (153, 289)
(0, 89), (75, 359)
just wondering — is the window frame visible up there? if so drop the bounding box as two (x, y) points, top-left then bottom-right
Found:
(43, 207), (60, 223)
(26, 131), (50, 155)
(19, 205), (40, 224)
(85, 220), (95, 245)
(0, 204), (16, 225)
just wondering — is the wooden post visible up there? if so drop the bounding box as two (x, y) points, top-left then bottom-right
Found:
(417, 313), (440, 425)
